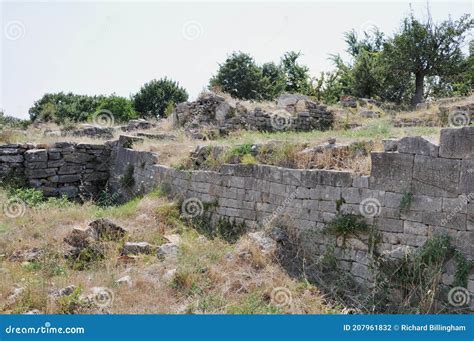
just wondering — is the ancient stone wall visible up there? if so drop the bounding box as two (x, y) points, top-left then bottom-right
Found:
(1, 127), (473, 309)
(0, 142), (111, 198)
(114, 127), (473, 308)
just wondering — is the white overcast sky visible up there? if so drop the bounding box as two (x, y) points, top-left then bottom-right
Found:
(1, 0), (472, 119)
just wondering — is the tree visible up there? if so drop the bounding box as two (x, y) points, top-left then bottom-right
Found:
(94, 95), (138, 122)
(133, 78), (188, 118)
(29, 92), (105, 123)
(280, 51), (311, 94)
(209, 52), (266, 100)
(261, 62), (286, 100)
(383, 12), (472, 104)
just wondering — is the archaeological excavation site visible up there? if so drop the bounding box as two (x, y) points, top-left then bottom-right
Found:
(1, 92), (473, 315)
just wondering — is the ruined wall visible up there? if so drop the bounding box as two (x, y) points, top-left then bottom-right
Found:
(1, 127), (473, 308)
(113, 127), (473, 308)
(0, 142), (111, 198)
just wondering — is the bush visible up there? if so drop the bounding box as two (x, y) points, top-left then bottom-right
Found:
(29, 92), (105, 123)
(92, 94), (138, 123)
(210, 52), (267, 100)
(133, 78), (188, 118)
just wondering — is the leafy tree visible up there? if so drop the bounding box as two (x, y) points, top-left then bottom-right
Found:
(133, 78), (188, 118)
(0, 110), (30, 128)
(280, 51), (311, 94)
(261, 62), (286, 100)
(29, 92), (105, 123)
(209, 52), (266, 100)
(94, 94), (138, 122)
(383, 12), (473, 104)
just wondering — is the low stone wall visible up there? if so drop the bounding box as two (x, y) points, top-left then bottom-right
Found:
(0, 142), (111, 198)
(1, 127), (473, 309)
(114, 127), (473, 308)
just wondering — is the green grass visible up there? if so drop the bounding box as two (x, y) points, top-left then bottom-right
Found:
(226, 292), (281, 314)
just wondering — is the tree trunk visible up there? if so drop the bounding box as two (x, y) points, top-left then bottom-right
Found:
(411, 72), (424, 105)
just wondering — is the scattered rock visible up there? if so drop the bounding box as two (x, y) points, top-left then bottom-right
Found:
(248, 231), (277, 254)
(64, 228), (93, 248)
(162, 268), (177, 282)
(24, 309), (43, 314)
(118, 135), (144, 148)
(340, 95), (357, 108)
(9, 248), (43, 262)
(89, 219), (127, 241)
(382, 139), (398, 152)
(157, 243), (179, 261)
(121, 242), (155, 256)
(136, 132), (176, 140)
(121, 119), (153, 132)
(269, 227), (286, 242)
(164, 234), (181, 245)
(360, 110), (380, 119)
(50, 285), (77, 298)
(116, 275), (132, 287)
(7, 287), (25, 303)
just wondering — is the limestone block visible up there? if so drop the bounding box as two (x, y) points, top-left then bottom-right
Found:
(439, 127), (474, 159)
(25, 149), (47, 162)
(0, 155), (24, 163)
(460, 160), (474, 195)
(422, 212), (467, 231)
(376, 218), (403, 233)
(397, 136), (439, 157)
(412, 155), (460, 197)
(403, 221), (428, 236)
(369, 152), (413, 193)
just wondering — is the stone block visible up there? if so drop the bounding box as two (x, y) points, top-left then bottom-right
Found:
(409, 195), (442, 212)
(422, 212), (467, 231)
(376, 218), (403, 233)
(25, 168), (56, 179)
(352, 176), (369, 188)
(58, 174), (81, 183)
(384, 192), (403, 208)
(442, 197), (468, 214)
(439, 127), (474, 159)
(25, 149), (47, 162)
(0, 155), (24, 163)
(58, 165), (83, 175)
(460, 160), (474, 195)
(397, 136), (439, 157)
(403, 221), (428, 236)
(369, 152), (413, 193)
(412, 155), (460, 197)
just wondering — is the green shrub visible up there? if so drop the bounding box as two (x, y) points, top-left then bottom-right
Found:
(93, 94), (138, 123)
(133, 78), (188, 118)
(326, 213), (369, 242)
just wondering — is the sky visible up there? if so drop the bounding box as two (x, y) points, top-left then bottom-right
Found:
(0, 0), (472, 119)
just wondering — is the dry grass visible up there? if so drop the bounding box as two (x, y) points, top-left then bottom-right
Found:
(0, 188), (338, 314)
